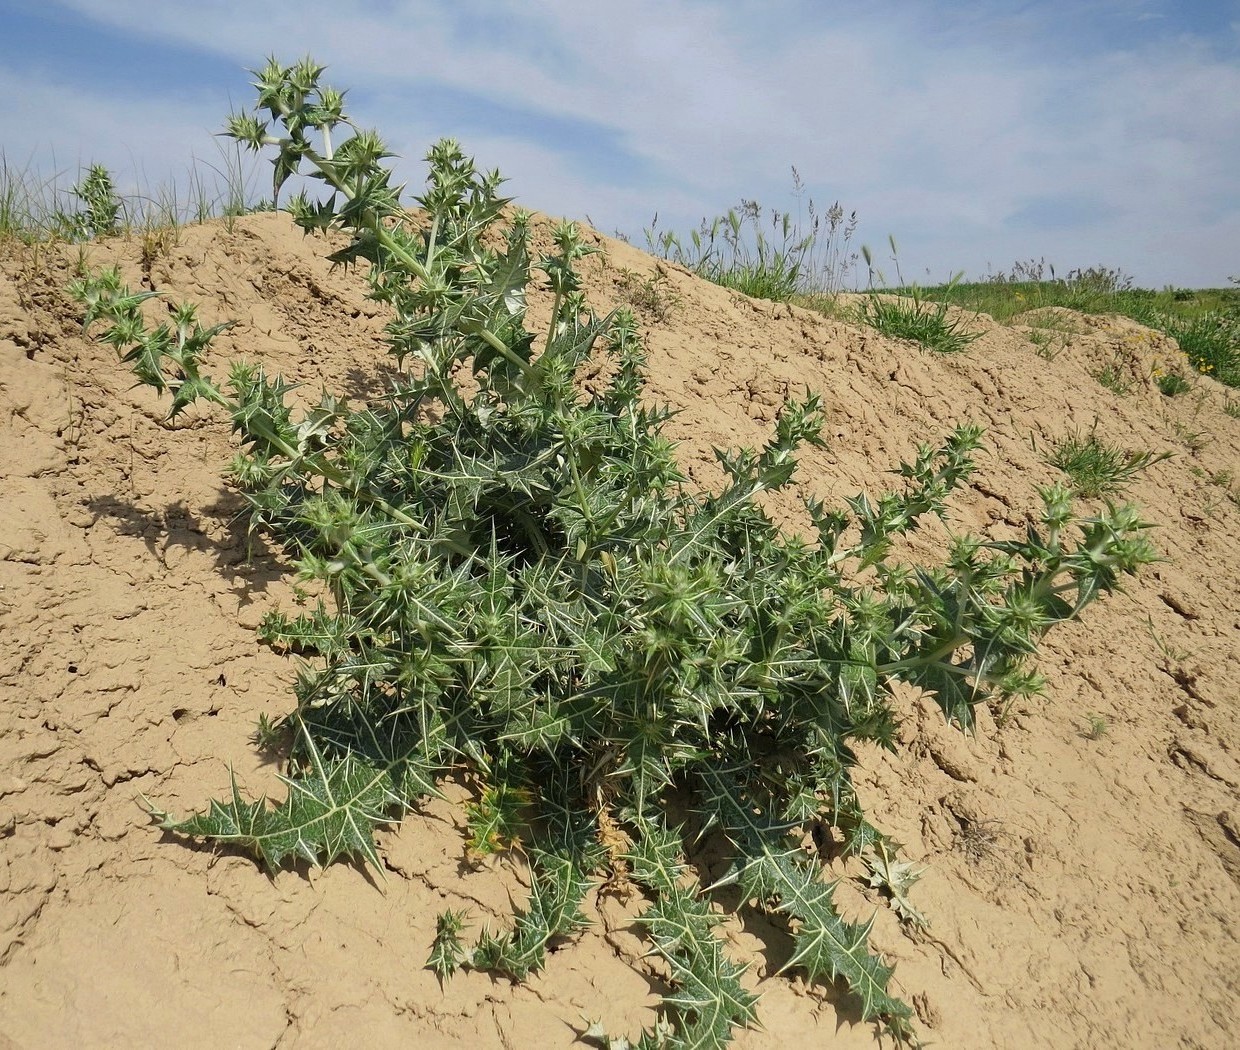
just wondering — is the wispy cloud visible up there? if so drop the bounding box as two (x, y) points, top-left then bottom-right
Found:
(0, 66), (246, 201)
(3, 0), (1237, 285)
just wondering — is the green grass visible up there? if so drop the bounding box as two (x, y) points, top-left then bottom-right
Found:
(1043, 425), (1173, 498)
(855, 287), (979, 354)
(912, 262), (1236, 323)
(613, 266), (682, 323)
(1091, 360), (1134, 396)
(644, 173), (861, 302)
(0, 156), (65, 242)
(1023, 312), (1080, 361)
(1155, 369), (1193, 397)
(1161, 311), (1240, 387)
(0, 146), (270, 249)
(913, 263), (1240, 388)
(852, 239), (980, 353)
(1169, 419), (1211, 453)
(1081, 714), (1109, 740)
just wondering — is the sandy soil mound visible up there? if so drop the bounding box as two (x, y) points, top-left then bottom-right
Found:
(1, 212), (1237, 1049)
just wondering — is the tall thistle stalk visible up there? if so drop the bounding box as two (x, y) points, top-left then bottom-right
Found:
(72, 57), (1157, 1047)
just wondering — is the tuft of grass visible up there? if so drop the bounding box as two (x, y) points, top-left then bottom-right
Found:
(0, 155), (66, 243)
(644, 172), (860, 303)
(1144, 616), (1193, 669)
(1016, 310), (1081, 361)
(613, 266), (681, 323)
(857, 287), (979, 354)
(647, 199), (807, 301)
(1081, 714), (1108, 740)
(1043, 425), (1173, 498)
(1198, 469), (1239, 515)
(1091, 359), (1133, 395)
(954, 817), (1004, 867)
(1027, 329), (1066, 361)
(1187, 467), (1237, 515)
(1169, 420), (1211, 453)
(856, 238), (979, 354)
(1154, 368), (1193, 397)
(794, 291), (853, 323)
(138, 222), (178, 275)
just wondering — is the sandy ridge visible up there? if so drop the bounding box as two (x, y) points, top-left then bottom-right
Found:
(0, 212), (1236, 1048)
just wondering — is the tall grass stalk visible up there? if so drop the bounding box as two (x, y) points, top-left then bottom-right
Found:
(644, 172), (860, 302)
(0, 144), (269, 247)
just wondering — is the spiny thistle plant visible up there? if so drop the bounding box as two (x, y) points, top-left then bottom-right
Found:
(62, 163), (124, 241)
(72, 58), (1158, 1047)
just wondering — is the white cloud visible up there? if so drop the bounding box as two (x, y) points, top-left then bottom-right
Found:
(1, 66), (245, 203)
(10, 1), (1240, 285)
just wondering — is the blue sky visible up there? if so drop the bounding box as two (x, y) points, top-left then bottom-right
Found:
(2, 0), (1238, 287)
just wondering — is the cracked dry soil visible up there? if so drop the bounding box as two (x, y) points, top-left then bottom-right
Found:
(1, 213), (1237, 1048)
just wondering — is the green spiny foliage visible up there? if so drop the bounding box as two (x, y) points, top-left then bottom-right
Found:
(144, 717), (439, 870)
(62, 163), (124, 241)
(624, 817), (761, 1047)
(72, 57), (1159, 1045)
(699, 768), (911, 1035)
(427, 908), (469, 980)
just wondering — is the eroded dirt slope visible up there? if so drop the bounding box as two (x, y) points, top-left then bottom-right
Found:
(1, 212), (1237, 1049)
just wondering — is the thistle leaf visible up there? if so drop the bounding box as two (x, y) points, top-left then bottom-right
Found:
(625, 816), (760, 1047)
(866, 845), (928, 929)
(428, 909), (469, 980)
(460, 845), (595, 979)
(487, 237), (531, 321)
(698, 768), (912, 1031)
(150, 723), (423, 870)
